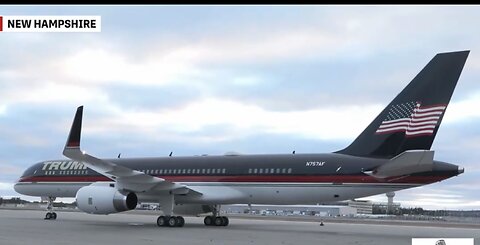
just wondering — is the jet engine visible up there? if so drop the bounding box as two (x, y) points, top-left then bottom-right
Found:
(75, 185), (137, 214)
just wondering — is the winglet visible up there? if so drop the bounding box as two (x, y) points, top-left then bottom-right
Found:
(64, 106), (83, 149)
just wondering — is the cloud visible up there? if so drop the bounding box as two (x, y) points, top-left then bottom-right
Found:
(0, 182), (13, 191)
(81, 98), (382, 142)
(60, 48), (204, 86)
(365, 184), (480, 210)
(443, 91), (480, 124)
(0, 105), (6, 116)
(0, 164), (24, 176)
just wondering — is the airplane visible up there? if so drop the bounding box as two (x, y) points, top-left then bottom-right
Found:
(14, 50), (469, 227)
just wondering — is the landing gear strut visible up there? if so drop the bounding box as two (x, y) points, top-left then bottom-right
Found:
(44, 197), (57, 220)
(204, 205), (229, 226)
(156, 193), (185, 228)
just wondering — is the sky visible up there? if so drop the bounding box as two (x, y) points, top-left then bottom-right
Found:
(0, 5), (479, 210)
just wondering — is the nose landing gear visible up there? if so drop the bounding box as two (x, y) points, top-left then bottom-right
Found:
(44, 197), (57, 220)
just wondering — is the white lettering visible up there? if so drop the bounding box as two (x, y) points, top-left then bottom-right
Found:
(305, 161), (325, 167)
(59, 161), (72, 170)
(49, 161), (61, 170)
(42, 162), (51, 170)
(70, 161), (87, 170)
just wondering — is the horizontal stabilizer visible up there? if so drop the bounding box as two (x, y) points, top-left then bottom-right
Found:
(365, 150), (434, 178)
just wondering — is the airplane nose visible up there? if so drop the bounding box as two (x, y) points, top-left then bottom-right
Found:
(13, 182), (20, 193)
(13, 179), (26, 195)
(458, 166), (465, 174)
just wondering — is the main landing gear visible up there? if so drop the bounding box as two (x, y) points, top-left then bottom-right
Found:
(203, 215), (229, 226)
(156, 216), (185, 227)
(44, 197), (57, 220)
(204, 205), (229, 227)
(155, 194), (229, 228)
(156, 194), (185, 228)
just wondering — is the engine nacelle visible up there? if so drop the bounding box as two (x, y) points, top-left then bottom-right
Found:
(75, 185), (137, 215)
(173, 204), (214, 216)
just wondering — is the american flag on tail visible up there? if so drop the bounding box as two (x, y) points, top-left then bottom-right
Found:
(375, 101), (447, 137)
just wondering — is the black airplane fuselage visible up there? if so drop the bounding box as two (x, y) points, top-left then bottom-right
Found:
(16, 153), (461, 205)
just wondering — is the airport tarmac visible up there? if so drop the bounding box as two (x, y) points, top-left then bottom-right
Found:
(0, 209), (478, 245)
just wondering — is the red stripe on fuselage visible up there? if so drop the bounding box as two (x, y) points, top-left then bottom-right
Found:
(18, 174), (450, 184)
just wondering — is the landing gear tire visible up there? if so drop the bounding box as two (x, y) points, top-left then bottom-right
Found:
(204, 216), (229, 226)
(157, 216), (167, 227)
(176, 216), (185, 227)
(214, 216), (223, 226)
(167, 216), (178, 227)
(221, 216), (229, 226)
(45, 212), (56, 220)
(157, 216), (185, 227)
(204, 216), (213, 226)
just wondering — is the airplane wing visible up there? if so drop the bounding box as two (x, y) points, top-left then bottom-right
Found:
(62, 106), (197, 195)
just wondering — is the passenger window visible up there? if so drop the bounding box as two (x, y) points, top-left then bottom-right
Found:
(259, 169), (263, 174)
(276, 168), (280, 174)
(288, 168), (292, 174)
(265, 169), (269, 174)
(187, 169), (191, 174)
(182, 169), (186, 174)
(282, 168), (286, 174)
(202, 169), (205, 174)
(159, 169), (163, 174)
(248, 169), (252, 174)
(222, 169), (226, 174)
(271, 168), (274, 173)
(254, 169), (258, 174)
(212, 169), (216, 174)
(207, 169), (211, 174)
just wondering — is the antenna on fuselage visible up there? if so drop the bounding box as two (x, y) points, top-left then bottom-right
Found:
(117, 153), (121, 158)
(169, 151), (173, 157)
(292, 150), (295, 155)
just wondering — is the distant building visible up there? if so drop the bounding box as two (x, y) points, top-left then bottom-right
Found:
(348, 200), (373, 214)
(373, 202), (401, 214)
(223, 204), (357, 217)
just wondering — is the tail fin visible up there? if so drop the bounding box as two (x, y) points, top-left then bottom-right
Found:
(337, 51), (469, 158)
